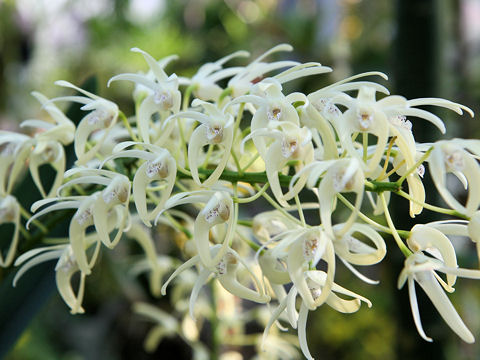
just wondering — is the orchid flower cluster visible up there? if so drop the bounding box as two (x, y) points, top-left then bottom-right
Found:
(2, 44), (480, 359)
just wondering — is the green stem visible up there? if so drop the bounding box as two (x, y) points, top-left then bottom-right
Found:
(119, 111), (138, 142)
(395, 190), (469, 220)
(379, 193), (412, 257)
(19, 205), (48, 234)
(218, 87), (232, 103)
(237, 219), (253, 227)
(236, 229), (261, 252)
(234, 183), (269, 204)
(182, 84), (196, 111)
(397, 146), (433, 185)
(177, 167), (400, 193)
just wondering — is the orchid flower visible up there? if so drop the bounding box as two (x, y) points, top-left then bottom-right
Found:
(292, 157), (364, 239)
(328, 86), (390, 174)
(252, 210), (301, 244)
(259, 226), (336, 311)
(161, 245), (269, 320)
(230, 79), (303, 159)
(2, 92), (75, 198)
(407, 224), (459, 287)
(108, 48), (181, 144)
(23, 91), (75, 146)
(27, 195), (99, 274)
(14, 243), (100, 314)
(0, 131), (32, 195)
(298, 99), (339, 161)
(28, 169), (130, 274)
(332, 223), (386, 284)
(59, 168), (131, 247)
(398, 251), (480, 343)
(166, 99), (234, 186)
(0, 195), (21, 267)
(428, 139), (480, 216)
(179, 50), (249, 101)
(29, 140), (66, 198)
(159, 190), (234, 269)
(51, 80), (119, 165)
(227, 44), (299, 98)
(263, 270), (371, 360)
(244, 121), (314, 206)
(101, 141), (176, 226)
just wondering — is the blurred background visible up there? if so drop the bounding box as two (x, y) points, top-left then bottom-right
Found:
(1, 0), (480, 359)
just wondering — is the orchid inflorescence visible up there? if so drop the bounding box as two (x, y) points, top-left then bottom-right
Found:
(2, 43), (480, 359)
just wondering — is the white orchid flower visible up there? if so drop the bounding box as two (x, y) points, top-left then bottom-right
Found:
(227, 44), (299, 98)
(0, 195), (21, 267)
(263, 270), (371, 360)
(398, 251), (480, 343)
(51, 80), (119, 165)
(3, 92), (74, 198)
(332, 223), (386, 284)
(22, 91), (75, 146)
(26, 195), (99, 275)
(28, 169), (130, 274)
(252, 210), (301, 243)
(292, 157), (364, 239)
(265, 227), (336, 310)
(166, 99), (234, 186)
(161, 245), (269, 320)
(59, 168), (131, 247)
(329, 86), (390, 173)
(101, 141), (176, 226)
(298, 99), (339, 161)
(0, 132), (32, 195)
(14, 242), (100, 314)
(179, 50), (249, 101)
(244, 121), (314, 206)
(28, 140), (65, 198)
(108, 48), (181, 144)
(407, 224), (459, 287)
(230, 79), (303, 159)
(428, 139), (480, 216)
(159, 190), (234, 269)
(302, 72), (390, 161)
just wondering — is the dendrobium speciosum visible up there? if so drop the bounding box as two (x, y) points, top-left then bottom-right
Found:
(108, 48), (181, 145)
(4, 44), (480, 359)
(51, 80), (119, 165)
(0, 195), (21, 267)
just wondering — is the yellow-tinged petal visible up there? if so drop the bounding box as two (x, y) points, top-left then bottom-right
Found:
(0, 195), (21, 267)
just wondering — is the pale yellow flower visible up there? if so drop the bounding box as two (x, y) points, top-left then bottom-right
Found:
(101, 141), (176, 226)
(0, 195), (21, 267)
(428, 139), (480, 216)
(398, 250), (480, 343)
(108, 48), (181, 144)
(159, 190), (234, 269)
(166, 99), (234, 187)
(161, 245), (269, 319)
(52, 80), (119, 165)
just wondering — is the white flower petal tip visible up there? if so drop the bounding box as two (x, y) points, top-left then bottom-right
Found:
(399, 252), (478, 343)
